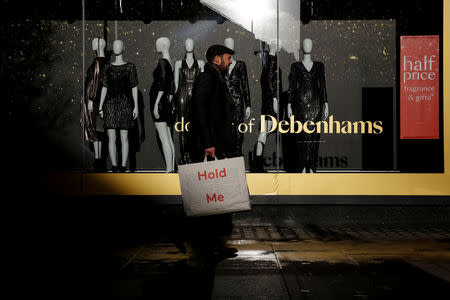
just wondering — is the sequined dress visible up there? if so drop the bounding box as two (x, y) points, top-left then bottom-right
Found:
(225, 60), (251, 157)
(174, 59), (201, 163)
(261, 54), (282, 117)
(101, 62), (138, 130)
(288, 61), (327, 172)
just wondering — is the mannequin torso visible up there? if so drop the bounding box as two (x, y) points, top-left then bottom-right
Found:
(302, 53), (313, 72)
(223, 37), (251, 119)
(228, 59), (237, 74)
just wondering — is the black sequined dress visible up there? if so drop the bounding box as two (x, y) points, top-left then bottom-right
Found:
(174, 59), (201, 163)
(261, 54), (282, 117)
(150, 58), (175, 123)
(101, 62), (138, 130)
(225, 60), (251, 157)
(288, 61), (327, 172)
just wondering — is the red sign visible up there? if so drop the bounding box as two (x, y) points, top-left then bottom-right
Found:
(400, 36), (439, 139)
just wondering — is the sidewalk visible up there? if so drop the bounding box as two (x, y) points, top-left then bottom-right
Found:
(64, 225), (450, 299)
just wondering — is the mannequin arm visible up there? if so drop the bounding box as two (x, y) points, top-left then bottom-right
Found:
(98, 86), (107, 118)
(240, 61), (251, 109)
(174, 61), (181, 92)
(132, 87), (138, 120)
(273, 98), (279, 114)
(153, 91), (164, 120)
(287, 63), (297, 119)
(322, 102), (329, 120)
(287, 103), (292, 118)
(88, 100), (94, 112)
(198, 60), (205, 72)
(246, 107), (251, 119)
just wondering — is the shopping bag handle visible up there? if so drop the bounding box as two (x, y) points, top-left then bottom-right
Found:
(203, 155), (219, 162)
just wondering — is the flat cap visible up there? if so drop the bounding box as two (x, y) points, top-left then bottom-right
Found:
(206, 44), (235, 61)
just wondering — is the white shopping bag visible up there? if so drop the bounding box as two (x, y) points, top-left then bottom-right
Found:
(178, 156), (251, 217)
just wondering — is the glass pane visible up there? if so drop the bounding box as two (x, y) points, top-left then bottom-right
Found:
(279, 0), (443, 173)
(79, 0), (281, 173)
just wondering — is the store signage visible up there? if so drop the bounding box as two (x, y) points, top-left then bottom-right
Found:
(400, 35), (439, 139)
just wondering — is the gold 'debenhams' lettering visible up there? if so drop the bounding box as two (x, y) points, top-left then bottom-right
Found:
(258, 115), (383, 135)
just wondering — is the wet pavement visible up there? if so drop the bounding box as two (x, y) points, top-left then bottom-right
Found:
(60, 225), (450, 299)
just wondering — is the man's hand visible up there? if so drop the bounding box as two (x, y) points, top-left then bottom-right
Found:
(205, 147), (216, 158)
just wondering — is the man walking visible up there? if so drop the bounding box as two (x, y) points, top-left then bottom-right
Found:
(186, 44), (238, 258)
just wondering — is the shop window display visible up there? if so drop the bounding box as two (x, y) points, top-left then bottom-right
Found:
(2, 0), (443, 174)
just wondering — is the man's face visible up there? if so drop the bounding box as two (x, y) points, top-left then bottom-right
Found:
(214, 53), (232, 72)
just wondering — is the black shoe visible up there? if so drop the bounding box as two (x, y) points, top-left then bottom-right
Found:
(111, 166), (118, 173)
(118, 165), (126, 173)
(213, 245), (238, 259)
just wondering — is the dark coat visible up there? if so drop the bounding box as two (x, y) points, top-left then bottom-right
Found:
(190, 62), (234, 160)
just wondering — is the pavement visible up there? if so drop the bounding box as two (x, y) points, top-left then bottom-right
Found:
(51, 225), (450, 299)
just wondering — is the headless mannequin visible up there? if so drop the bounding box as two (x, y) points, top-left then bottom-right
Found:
(251, 40), (280, 172)
(88, 38), (106, 161)
(288, 38), (328, 173)
(224, 37), (251, 119)
(99, 40), (139, 171)
(154, 37), (175, 173)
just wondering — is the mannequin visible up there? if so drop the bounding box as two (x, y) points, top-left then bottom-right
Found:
(99, 40), (139, 173)
(82, 37), (107, 171)
(224, 37), (251, 157)
(287, 38), (329, 173)
(250, 39), (282, 172)
(150, 37), (176, 173)
(173, 37), (204, 165)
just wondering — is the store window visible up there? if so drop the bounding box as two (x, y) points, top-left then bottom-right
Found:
(4, 1), (442, 174)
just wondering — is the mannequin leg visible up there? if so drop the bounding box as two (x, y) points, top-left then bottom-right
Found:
(98, 141), (102, 160)
(179, 130), (186, 164)
(93, 140), (105, 172)
(107, 129), (117, 168)
(309, 132), (320, 173)
(255, 134), (266, 156)
(120, 130), (129, 168)
(295, 129), (310, 173)
(256, 120), (272, 156)
(236, 127), (244, 157)
(93, 141), (100, 159)
(250, 120), (273, 172)
(91, 141), (101, 171)
(165, 124), (175, 172)
(155, 122), (173, 173)
(231, 116), (244, 157)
